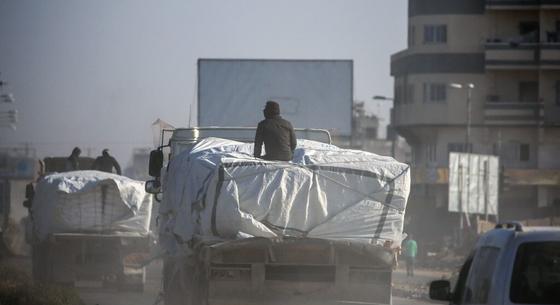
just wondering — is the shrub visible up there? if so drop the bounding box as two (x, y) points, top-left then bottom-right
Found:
(0, 266), (83, 305)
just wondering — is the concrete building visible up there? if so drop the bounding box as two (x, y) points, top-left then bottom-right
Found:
(391, 0), (560, 244)
(333, 102), (412, 162)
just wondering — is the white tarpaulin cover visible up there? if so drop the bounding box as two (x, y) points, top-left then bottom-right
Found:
(448, 153), (499, 215)
(32, 171), (152, 241)
(160, 138), (410, 255)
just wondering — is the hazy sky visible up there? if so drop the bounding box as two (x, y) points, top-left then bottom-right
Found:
(0, 0), (407, 167)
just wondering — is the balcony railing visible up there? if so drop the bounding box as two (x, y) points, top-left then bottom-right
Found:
(484, 101), (544, 125)
(485, 38), (560, 69)
(485, 41), (539, 68)
(486, 0), (560, 9)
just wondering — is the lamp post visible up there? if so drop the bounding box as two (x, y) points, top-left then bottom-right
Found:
(372, 95), (394, 101)
(449, 83), (474, 152)
(449, 83), (475, 244)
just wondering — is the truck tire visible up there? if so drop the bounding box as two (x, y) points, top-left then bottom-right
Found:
(32, 244), (50, 283)
(191, 262), (208, 305)
(163, 260), (189, 305)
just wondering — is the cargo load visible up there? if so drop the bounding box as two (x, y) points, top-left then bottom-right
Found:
(31, 171), (152, 241)
(160, 137), (410, 255)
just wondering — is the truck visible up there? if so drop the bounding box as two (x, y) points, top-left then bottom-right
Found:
(146, 127), (410, 305)
(25, 158), (153, 290)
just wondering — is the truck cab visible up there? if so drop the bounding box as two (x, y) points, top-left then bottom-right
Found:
(430, 222), (560, 305)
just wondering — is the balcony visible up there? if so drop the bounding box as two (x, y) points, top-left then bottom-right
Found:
(485, 41), (539, 69)
(486, 0), (560, 10)
(541, 43), (560, 68)
(484, 101), (544, 125)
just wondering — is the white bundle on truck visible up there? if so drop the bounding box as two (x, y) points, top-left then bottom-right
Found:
(32, 171), (152, 241)
(160, 138), (410, 255)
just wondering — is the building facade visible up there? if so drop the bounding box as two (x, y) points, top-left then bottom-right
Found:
(391, 0), (560, 244)
(334, 102), (412, 162)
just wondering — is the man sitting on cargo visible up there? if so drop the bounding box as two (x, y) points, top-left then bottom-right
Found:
(65, 146), (81, 171)
(92, 149), (122, 175)
(254, 100), (297, 161)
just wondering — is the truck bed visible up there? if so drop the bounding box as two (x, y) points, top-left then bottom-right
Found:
(164, 237), (394, 305)
(32, 233), (150, 290)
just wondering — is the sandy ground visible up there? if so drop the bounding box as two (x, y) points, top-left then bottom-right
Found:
(0, 255), (453, 305)
(392, 265), (453, 305)
(78, 261), (453, 305)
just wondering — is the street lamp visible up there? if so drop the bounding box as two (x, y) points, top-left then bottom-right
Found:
(372, 95), (394, 101)
(449, 83), (474, 153)
(449, 83), (475, 240)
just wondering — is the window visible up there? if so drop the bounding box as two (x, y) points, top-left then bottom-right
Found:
(408, 25), (415, 47)
(406, 84), (414, 104)
(519, 21), (539, 43)
(452, 256), (474, 304)
(394, 84), (402, 105)
(519, 81), (538, 103)
(0, 181), (5, 215)
(424, 25), (447, 44)
(426, 143), (437, 163)
(520, 144), (530, 162)
(556, 80), (560, 106)
(494, 142), (530, 164)
(365, 127), (377, 139)
(423, 83), (447, 103)
(510, 242), (560, 304)
(464, 247), (500, 304)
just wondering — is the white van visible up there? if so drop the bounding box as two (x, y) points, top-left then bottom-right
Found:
(430, 222), (560, 305)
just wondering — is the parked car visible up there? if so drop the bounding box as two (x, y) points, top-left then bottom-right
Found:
(430, 222), (560, 305)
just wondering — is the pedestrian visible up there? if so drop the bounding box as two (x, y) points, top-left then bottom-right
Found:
(92, 149), (122, 175)
(402, 234), (418, 277)
(65, 147), (81, 171)
(253, 100), (297, 161)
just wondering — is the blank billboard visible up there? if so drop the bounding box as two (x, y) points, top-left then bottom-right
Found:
(197, 59), (353, 136)
(448, 153), (499, 216)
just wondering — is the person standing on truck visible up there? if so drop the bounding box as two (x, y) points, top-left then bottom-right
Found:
(92, 149), (122, 175)
(254, 100), (297, 161)
(402, 234), (418, 277)
(65, 147), (81, 171)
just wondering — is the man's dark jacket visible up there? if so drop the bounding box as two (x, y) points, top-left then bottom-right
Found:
(254, 115), (297, 161)
(92, 155), (122, 175)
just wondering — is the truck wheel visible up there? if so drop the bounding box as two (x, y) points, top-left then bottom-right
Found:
(163, 262), (187, 305)
(192, 263), (208, 305)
